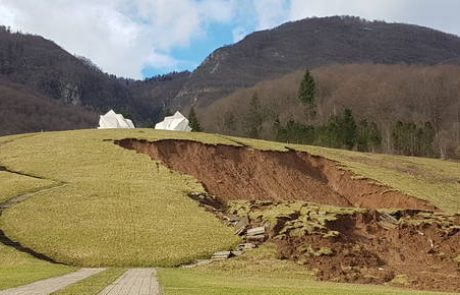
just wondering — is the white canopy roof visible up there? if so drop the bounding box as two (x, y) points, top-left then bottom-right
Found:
(98, 110), (135, 129)
(155, 111), (192, 132)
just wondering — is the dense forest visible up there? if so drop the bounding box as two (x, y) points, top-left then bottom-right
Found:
(200, 64), (460, 159)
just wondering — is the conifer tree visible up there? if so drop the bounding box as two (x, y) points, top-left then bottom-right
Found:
(188, 107), (202, 132)
(298, 70), (316, 105)
(244, 92), (263, 138)
(339, 108), (357, 150)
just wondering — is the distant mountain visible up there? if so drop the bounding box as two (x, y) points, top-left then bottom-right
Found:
(0, 26), (188, 133)
(172, 16), (460, 108)
(2, 16), (460, 135)
(0, 79), (97, 136)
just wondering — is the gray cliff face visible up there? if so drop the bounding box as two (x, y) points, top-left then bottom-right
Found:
(61, 83), (81, 106)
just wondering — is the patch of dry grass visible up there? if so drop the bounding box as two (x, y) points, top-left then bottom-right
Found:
(0, 129), (240, 267)
(51, 268), (126, 295)
(0, 244), (75, 290)
(0, 128), (458, 272)
(0, 171), (56, 203)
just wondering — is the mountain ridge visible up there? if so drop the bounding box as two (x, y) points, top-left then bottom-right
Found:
(172, 16), (460, 108)
(1, 16), (460, 136)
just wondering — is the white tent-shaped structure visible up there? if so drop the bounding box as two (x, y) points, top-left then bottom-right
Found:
(98, 110), (135, 129)
(155, 111), (192, 132)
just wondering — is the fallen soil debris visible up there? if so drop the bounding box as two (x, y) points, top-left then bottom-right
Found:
(116, 139), (459, 292)
(228, 201), (460, 292)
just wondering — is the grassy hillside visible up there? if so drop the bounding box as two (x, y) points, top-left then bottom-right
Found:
(0, 171), (55, 203)
(0, 129), (240, 267)
(0, 129), (458, 268)
(0, 244), (74, 290)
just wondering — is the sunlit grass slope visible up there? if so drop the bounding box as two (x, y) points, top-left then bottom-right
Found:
(158, 244), (453, 295)
(0, 171), (55, 203)
(0, 244), (75, 290)
(223, 136), (460, 214)
(0, 129), (458, 269)
(0, 129), (240, 267)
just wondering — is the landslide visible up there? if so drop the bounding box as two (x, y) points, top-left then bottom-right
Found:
(115, 139), (460, 292)
(116, 139), (436, 211)
(228, 201), (460, 293)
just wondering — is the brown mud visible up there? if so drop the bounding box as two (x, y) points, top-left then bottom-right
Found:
(276, 209), (460, 292)
(115, 139), (460, 292)
(116, 139), (436, 211)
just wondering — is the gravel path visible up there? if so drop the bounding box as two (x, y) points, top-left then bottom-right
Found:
(0, 268), (105, 295)
(98, 268), (160, 295)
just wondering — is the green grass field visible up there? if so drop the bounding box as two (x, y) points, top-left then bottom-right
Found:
(0, 171), (56, 203)
(0, 129), (459, 294)
(158, 244), (452, 295)
(51, 268), (126, 295)
(0, 129), (239, 267)
(0, 244), (75, 290)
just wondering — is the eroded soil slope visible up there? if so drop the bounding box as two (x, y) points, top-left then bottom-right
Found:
(116, 139), (459, 292)
(116, 139), (436, 211)
(228, 201), (460, 292)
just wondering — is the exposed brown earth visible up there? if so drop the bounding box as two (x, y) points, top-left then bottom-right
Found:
(275, 210), (460, 292)
(116, 139), (459, 292)
(116, 139), (436, 211)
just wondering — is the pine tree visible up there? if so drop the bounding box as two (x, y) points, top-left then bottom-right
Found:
(338, 109), (357, 150)
(417, 122), (435, 156)
(357, 119), (382, 152)
(244, 92), (263, 138)
(223, 111), (236, 133)
(188, 107), (202, 132)
(298, 70), (316, 105)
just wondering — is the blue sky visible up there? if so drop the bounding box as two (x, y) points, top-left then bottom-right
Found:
(1, 0), (459, 79)
(142, 22), (236, 77)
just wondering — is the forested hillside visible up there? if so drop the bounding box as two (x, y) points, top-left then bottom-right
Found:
(200, 64), (460, 158)
(172, 16), (460, 109)
(1, 16), (460, 157)
(0, 79), (97, 135)
(0, 26), (188, 133)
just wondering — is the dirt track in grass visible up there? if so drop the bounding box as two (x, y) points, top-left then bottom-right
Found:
(116, 139), (436, 211)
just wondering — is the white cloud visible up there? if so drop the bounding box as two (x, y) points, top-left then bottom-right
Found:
(0, 0), (459, 78)
(287, 0), (460, 36)
(229, 0), (289, 43)
(0, 0), (234, 79)
(232, 27), (248, 43)
(253, 0), (289, 30)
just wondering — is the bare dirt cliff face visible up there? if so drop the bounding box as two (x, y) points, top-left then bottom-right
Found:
(116, 139), (436, 211)
(116, 138), (460, 292)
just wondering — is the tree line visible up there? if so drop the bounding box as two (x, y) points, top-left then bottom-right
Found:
(200, 64), (460, 159)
